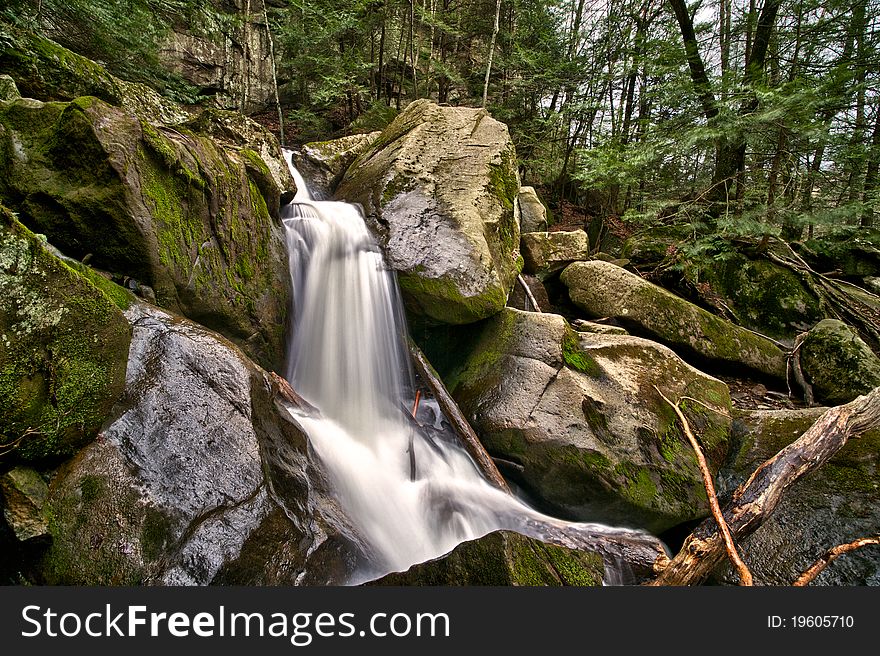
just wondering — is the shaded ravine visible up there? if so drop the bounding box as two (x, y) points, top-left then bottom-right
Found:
(280, 152), (664, 584)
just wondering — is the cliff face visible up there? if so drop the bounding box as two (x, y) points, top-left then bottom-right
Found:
(158, 0), (277, 114)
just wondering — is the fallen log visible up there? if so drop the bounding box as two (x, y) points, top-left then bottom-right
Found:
(651, 386), (880, 586)
(407, 337), (510, 493)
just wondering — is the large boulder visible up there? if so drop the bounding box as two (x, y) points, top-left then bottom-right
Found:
(0, 96), (290, 370)
(560, 260), (788, 380)
(800, 228), (880, 280)
(0, 206), (131, 461)
(520, 230), (590, 279)
(35, 304), (358, 585)
(371, 530), (604, 586)
(518, 186), (548, 233)
(684, 250), (822, 340)
(799, 319), (880, 405)
(291, 132), (381, 199)
(182, 107), (294, 194)
(716, 408), (880, 585)
(444, 308), (733, 533)
(335, 99), (521, 325)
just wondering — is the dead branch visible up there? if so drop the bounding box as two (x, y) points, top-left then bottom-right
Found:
(654, 386), (753, 586)
(652, 386), (880, 586)
(407, 337), (510, 493)
(517, 274), (542, 313)
(788, 332), (814, 406)
(793, 536), (880, 586)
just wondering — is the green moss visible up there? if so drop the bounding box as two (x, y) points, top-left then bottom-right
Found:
(535, 542), (604, 586)
(65, 260), (134, 310)
(0, 205), (131, 461)
(562, 328), (602, 376)
(79, 475), (103, 503)
(140, 506), (174, 562)
(381, 172), (417, 204)
(616, 465), (657, 506)
(0, 23), (123, 105)
(398, 269), (507, 325)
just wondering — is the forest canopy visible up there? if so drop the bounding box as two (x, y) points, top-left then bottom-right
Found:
(4, 0), (879, 239)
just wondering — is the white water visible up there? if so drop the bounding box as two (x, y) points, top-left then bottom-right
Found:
(281, 152), (654, 583)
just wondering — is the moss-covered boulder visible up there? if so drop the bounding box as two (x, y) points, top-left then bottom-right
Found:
(620, 224), (692, 266)
(291, 132), (380, 199)
(560, 260), (788, 380)
(799, 319), (880, 405)
(715, 408), (880, 585)
(444, 308), (732, 533)
(520, 230), (590, 280)
(335, 99), (521, 325)
(0, 22), (124, 105)
(183, 107), (295, 194)
(0, 96), (290, 370)
(36, 303), (358, 585)
(0, 206), (131, 461)
(371, 530), (604, 586)
(800, 228), (880, 280)
(1, 466), (50, 542)
(519, 186), (548, 233)
(681, 250), (822, 340)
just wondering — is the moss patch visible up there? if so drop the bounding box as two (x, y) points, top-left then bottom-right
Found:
(0, 205), (131, 462)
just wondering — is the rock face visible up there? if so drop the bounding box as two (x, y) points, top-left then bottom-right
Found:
(0, 207), (131, 461)
(291, 132), (380, 199)
(799, 319), (880, 405)
(1, 467), (50, 542)
(444, 308), (732, 533)
(520, 230), (590, 279)
(38, 304), (358, 585)
(561, 261), (788, 380)
(158, 0), (278, 114)
(183, 107), (295, 195)
(0, 75), (20, 102)
(0, 96), (290, 370)
(518, 186), (548, 233)
(717, 408), (880, 585)
(371, 530), (604, 586)
(336, 99), (521, 325)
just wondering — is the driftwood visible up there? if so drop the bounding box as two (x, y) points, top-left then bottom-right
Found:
(651, 386), (880, 586)
(407, 338), (510, 493)
(655, 387), (752, 585)
(793, 536), (880, 586)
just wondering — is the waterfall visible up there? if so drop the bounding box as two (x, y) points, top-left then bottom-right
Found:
(280, 153), (655, 583)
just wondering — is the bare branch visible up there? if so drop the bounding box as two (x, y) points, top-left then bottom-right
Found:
(793, 537), (880, 586)
(654, 386), (753, 586)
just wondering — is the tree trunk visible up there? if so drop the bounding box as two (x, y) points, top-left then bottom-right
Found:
(862, 103), (880, 227)
(482, 0), (502, 107)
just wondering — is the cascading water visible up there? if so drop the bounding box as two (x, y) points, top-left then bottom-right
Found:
(281, 151), (658, 584)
